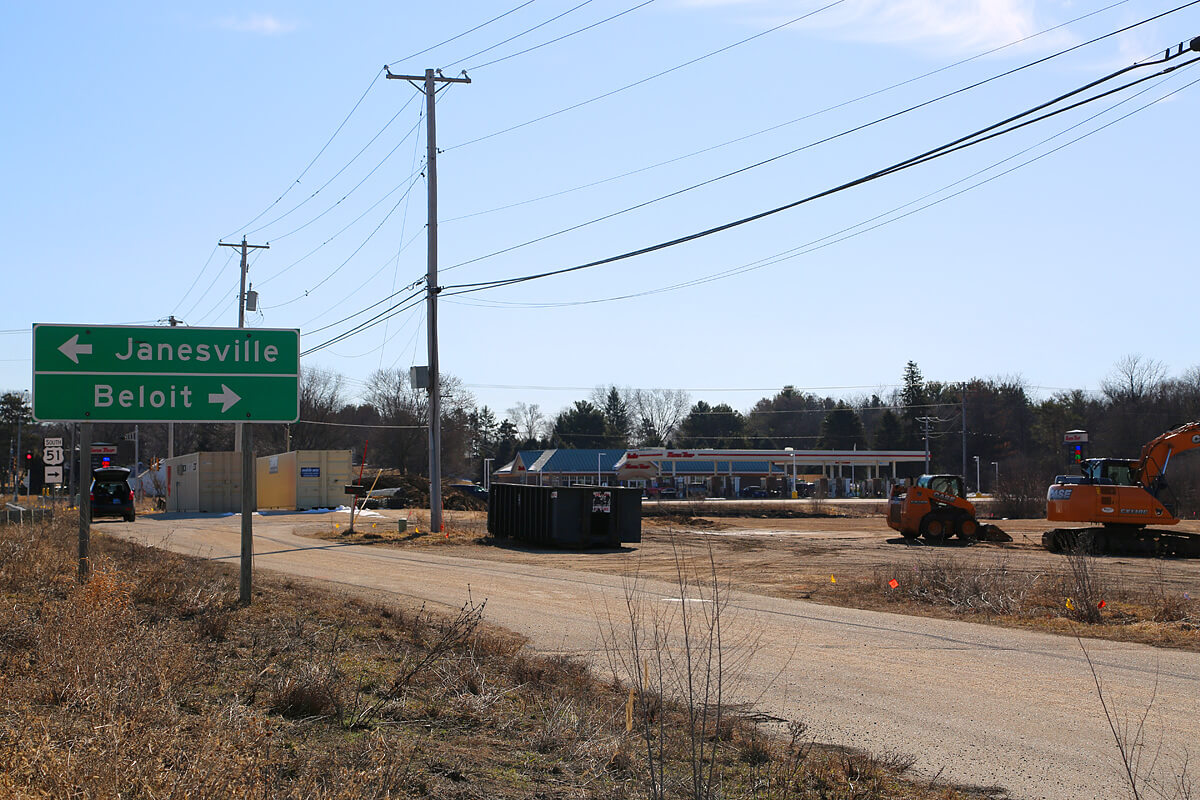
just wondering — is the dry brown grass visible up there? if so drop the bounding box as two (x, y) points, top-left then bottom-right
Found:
(816, 550), (1200, 650)
(0, 517), (994, 799)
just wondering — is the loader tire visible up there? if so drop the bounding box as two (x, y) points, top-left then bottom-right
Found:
(957, 517), (979, 542)
(920, 514), (949, 544)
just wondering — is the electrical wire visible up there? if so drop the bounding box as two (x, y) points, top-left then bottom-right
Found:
(293, 40), (1197, 357)
(441, 0), (597, 69)
(440, 0), (1140, 226)
(180, 249), (237, 322)
(445, 0), (849, 152)
(259, 168), (426, 304)
(388, 0), (541, 66)
(245, 92), (421, 239)
(327, 302), (425, 360)
(301, 291), (426, 356)
(223, 69), (383, 239)
(441, 49), (1200, 297)
(378, 106), (431, 361)
(304, 279), (426, 337)
(463, 0), (657, 72)
(449, 63), (1189, 339)
(440, 5), (1200, 275)
(174, 244), (219, 314)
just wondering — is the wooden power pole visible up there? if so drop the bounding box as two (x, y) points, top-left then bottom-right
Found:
(385, 66), (470, 534)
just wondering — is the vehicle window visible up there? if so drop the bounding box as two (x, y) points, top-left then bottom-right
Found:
(1103, 462), (1133, 486)
(929, 476), (963, 497)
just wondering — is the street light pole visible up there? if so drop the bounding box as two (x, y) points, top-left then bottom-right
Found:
(973, 455), (980, 495)
(991, 461), (999, 492)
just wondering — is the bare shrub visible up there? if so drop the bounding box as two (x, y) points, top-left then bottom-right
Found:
(1077, 633), (1195, 800)
(1059, 549), (1108, 624)
(271, 660), (341, 719)
(601, 535), (765, 800)
(884, 556), (1034, 615)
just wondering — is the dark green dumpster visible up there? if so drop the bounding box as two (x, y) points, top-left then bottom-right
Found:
(487, 483), (641, 548)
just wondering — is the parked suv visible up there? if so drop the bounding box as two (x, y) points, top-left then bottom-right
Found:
(92, 467), (135, 522)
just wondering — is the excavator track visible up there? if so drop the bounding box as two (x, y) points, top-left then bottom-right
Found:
(1042, 526), (1200, 557)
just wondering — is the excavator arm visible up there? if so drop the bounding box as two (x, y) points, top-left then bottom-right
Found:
(1137, 421), (1200, 495)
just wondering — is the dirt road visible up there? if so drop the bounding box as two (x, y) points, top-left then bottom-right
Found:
(99, 508), (1200, 800)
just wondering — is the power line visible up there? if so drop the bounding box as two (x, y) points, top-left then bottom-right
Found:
(445, 0), (849, 152)
(296, 232), (426, 328)
(304, 282), (426, 337)
(296, 419), (428, 430)
(439, 0), (1141, 227)
(259, 166), (426, 301)
(179, 249), (237, 322)
(441, 0), (597, 69)
(245, 93), (422, 239)
(314, 32), (1196, 353)
(463, 0), (657, 72)
(300, 291), (426, 357)
(173, 244), (219, 314)
(441, 48), (1199, 297)
(469, 68), (1175, 311)
(440, 5), (1200, 275)
(223, 68), (383, 239)
(388, 0), (541, 66)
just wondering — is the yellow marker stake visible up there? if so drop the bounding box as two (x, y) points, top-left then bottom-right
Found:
(830, 575), (836, 584)
(1065, 598), (1075, 611)
(626, 688), (634, 732)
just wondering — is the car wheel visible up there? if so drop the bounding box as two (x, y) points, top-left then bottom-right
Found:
(124, 513), (135, 522)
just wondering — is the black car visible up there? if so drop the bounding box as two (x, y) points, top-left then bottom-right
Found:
(92, 467), (135, 522)
(739, 485), (768, 499)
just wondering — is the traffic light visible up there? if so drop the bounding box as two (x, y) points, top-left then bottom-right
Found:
(24, 451), (32, 465)
(1073, 444), (1083, 463)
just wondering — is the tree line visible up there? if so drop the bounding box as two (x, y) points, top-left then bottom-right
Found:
(5, 355), (1200, 508)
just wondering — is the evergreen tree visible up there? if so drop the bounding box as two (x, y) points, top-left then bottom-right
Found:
(816, 402), (867, 450)
(872, 409), (905, 450)
(551, 401), (607, 449)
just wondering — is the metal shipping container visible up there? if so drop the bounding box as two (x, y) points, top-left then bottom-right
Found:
(256, 450), (352, 510)
(163, 451), (242, 513)
(488, 483), (641, 548)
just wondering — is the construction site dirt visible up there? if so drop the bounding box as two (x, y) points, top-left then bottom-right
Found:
(295, 499), (1200, 650)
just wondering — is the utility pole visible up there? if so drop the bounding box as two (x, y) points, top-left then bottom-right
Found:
(385, 66), (471, 534)
(218, 237), (268, 453)
(916, 416), (936, 473)
(961, 389), (967, 484)
(218, 236), (267, 605)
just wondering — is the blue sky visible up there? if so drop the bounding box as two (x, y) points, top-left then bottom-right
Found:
(4, 1), (1199, 419)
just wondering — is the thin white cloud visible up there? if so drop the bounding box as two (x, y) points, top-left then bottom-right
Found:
(218, 13), (299, 36)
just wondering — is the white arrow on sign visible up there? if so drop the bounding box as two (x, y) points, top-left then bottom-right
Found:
(207, 384), (241, 413)
(58, 334), (93, 364)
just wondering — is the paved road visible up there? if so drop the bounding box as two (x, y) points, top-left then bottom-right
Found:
(110, 513), (1199, 800)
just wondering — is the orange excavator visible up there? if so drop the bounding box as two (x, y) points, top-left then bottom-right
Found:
(1044, 421), (1200, 556)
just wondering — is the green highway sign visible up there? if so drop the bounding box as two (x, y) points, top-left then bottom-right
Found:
(33, 324), (300, 423)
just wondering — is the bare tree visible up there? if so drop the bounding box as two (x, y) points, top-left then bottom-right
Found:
(633, 388), (691, 446)
(291, 367), (347, 450)
(507, 401), (546, 443)
(1101, 355), (1166, 406)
